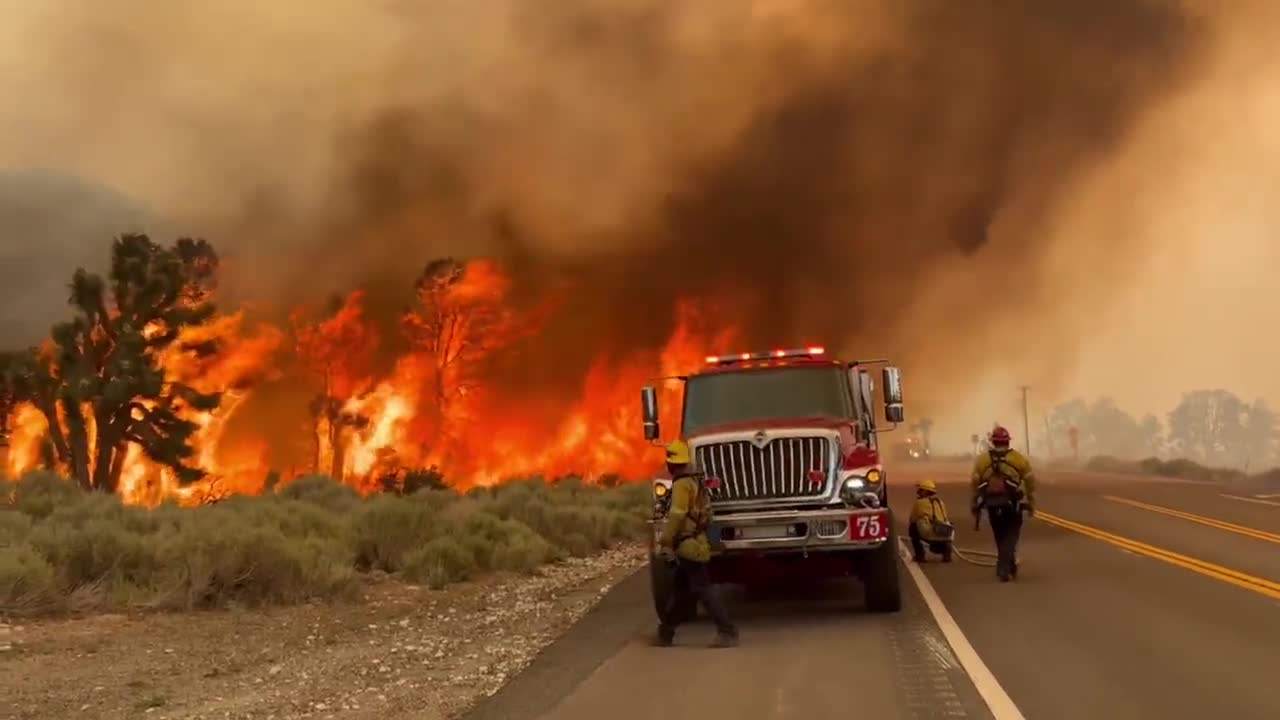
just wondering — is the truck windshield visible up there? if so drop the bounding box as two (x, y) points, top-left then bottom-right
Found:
(682, 365), (853, 435)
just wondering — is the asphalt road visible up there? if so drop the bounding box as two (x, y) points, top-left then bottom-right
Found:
(465, 464), (1280, 720)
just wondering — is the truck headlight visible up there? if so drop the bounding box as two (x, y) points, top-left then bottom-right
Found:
(840, 476), (866, 502)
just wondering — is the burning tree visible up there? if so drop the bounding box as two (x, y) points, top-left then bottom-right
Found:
(0, 234), (221, 492)
(292, 291), (378, 478)
(401, 258), (509, 420)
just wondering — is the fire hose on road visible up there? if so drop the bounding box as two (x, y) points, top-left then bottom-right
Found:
(952, 546), (1001, 567)
(947, 505), (1027, 568)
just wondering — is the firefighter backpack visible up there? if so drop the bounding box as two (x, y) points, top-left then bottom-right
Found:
(979, 451), (1022, 510)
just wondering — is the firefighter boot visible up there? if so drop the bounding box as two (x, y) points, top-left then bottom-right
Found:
(710, 630), (739, 648)
(651, 624), (675, 647)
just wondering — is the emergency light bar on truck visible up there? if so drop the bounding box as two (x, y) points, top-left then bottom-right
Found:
(705, 347), (826, 365)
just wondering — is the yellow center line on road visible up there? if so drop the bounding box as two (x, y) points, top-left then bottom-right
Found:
(1102, 495), (1280, 544)
(1036, 511), (1280, 601)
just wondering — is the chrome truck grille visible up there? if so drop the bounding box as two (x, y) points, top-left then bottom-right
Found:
(694, 436), (833, 501)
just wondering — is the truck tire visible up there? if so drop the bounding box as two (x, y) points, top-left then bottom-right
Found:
(649, 554), (696, 622)
(863, 524), (903, 613)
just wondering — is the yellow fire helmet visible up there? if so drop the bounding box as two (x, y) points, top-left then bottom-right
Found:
(917, 479), (938, 492)
(665, 439), (692, 465)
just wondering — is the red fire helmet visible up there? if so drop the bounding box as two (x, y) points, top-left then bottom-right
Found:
(990, 425), (1012, 447)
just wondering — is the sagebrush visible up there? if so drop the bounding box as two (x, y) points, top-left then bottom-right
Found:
(0, 472), (650, 615)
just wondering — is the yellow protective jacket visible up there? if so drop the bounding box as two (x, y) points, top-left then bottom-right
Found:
(658, 473), (713, 562)
(910, 495), (952, 541)
(971, 449), (1037, 509)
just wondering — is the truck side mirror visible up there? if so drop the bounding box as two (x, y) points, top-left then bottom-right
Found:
(882, 367), (904, 424)
(641, 385), (660, 441)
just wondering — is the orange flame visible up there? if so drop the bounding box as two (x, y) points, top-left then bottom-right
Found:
(6, 311), (282, 506)
(5, 259), (741, 502)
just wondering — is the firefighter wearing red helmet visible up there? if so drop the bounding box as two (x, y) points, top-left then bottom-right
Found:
(970, 425), (1037, 581)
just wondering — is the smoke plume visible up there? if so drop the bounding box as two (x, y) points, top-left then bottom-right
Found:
(5, 0), (1264, 449)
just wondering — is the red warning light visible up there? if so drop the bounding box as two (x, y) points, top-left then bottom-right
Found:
(706, 347), (828, 365)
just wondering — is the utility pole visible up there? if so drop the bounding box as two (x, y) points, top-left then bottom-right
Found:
(1019, 385), (1032, 457)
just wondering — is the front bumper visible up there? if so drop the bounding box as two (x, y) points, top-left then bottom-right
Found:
(652, 506), (891, 555)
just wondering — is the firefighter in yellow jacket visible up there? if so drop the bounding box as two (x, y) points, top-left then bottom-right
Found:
(908, 479), (954, 563)
(653, 440), (738, 648)
(971, 426), (1036, 582)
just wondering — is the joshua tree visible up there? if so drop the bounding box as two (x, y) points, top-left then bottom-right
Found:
(0, 234), (221, 491)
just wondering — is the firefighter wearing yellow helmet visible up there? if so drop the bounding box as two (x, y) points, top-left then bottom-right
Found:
(908, 479), (955, 563)
(653, 439), (738, 648)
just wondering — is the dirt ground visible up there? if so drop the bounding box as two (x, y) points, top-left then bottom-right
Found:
(0, 545), (645, 720)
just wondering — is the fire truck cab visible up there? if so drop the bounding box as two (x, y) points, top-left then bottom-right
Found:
(640, 347), (906, 617)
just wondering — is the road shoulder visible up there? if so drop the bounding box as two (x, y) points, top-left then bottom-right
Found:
(1, 547), (643, 720)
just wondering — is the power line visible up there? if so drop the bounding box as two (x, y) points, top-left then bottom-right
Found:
(1019, 385), (1032, 456)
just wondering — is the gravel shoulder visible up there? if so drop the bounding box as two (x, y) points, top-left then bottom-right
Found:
(1, 545), (645, 720)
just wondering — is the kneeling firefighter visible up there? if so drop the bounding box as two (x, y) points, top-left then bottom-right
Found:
(908, 479), (955, 563)
(653, 440), (739, 648)
(970, 426), (1037, 582)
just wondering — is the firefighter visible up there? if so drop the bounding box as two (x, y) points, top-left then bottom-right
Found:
(653, 440), (739, 648)
(970, 425), (1036, 581)
(908, 479), (954, 563)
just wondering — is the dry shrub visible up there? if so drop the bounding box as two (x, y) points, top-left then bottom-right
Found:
(350, 492), (452, 572)
(0, 543), (60, 613)
(1085, 455), (1255, 483)
(403, 537), (475, 589)
(0, 471), (647, 615)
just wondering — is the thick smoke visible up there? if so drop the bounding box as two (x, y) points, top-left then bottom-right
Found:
(0, 172), (149, 344)
(0, 1), (1241, 446)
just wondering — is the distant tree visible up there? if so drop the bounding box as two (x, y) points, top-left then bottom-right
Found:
(1239, 398), (1278, 470)
(1084, 398), (1146, 458)
(1048, 397), (1147, 459)
(1048, 399), (1088, 455)
(0, 234), (221, 491)
(1138, 413), (1164, 457)
(1167, 389), (1245, 467)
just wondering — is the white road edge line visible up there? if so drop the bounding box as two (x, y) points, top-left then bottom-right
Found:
(1221, 494), (1280, 507)
(896, 538), (1026, 720)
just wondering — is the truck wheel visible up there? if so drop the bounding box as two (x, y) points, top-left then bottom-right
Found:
(649, 554), (695, 622)
(863, 525), (902, 613)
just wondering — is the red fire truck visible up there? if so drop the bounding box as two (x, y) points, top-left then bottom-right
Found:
(640, 346), (905, 617)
